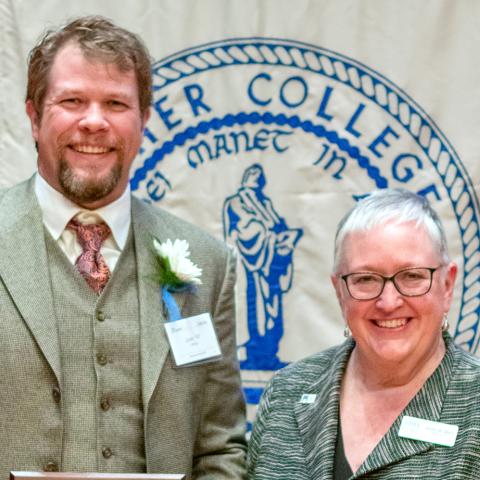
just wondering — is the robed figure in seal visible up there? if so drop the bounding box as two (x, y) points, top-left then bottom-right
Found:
(223, 164), (302, 370)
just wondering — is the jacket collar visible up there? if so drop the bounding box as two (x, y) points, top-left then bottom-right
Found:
(131, 196), (188, 410)
(293, 340), (353, 480)
(357, 334), (457, 477)
(294, 335), (457, 479)
(0, 178), (62, 384)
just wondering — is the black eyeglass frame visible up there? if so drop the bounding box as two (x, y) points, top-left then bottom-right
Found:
(340, 266), (442, 301)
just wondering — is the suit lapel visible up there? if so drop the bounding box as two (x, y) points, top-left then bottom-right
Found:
(294, 341), (353, 480)
(355, 337), (456, 477)
(132, 197), (188, 410)
(293, 338), (456, 479)
(0, 179), (61, 383)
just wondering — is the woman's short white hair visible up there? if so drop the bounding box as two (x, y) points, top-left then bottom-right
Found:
(333, 188), (450, 272)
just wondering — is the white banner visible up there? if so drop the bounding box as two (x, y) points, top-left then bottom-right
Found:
(2, 0), (479, 429)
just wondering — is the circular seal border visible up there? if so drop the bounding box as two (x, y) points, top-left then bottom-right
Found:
(132, 37), (480, 352)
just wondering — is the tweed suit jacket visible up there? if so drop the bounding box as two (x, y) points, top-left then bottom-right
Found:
(248, 333), (480, 479)
(0, 178), (247, 479)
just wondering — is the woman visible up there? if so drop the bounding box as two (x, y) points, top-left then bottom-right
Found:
(248, 189), (480, 479)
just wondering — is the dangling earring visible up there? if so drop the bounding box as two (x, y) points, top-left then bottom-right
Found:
(343, 325), (351, 338)
(442, 314), (449, 332)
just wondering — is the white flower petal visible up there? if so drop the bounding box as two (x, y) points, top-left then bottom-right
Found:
(154, 238), (202, 286)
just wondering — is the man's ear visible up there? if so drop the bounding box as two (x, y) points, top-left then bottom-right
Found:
(141, 106), (151, 131)
(26, 100), (40, 141)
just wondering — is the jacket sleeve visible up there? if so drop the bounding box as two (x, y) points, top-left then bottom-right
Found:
(191, 247), (248, 479)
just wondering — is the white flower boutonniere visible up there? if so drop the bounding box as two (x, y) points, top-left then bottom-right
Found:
(153, 238), (202, 292)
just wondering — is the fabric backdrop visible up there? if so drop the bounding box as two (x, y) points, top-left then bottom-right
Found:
(1, 0), (479, 428)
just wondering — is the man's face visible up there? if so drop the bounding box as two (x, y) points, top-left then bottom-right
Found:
(331, 221), (457, 367)
(26, 43), (150, 209)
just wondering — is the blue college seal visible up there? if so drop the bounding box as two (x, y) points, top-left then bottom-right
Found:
(130, 38), (480, 426)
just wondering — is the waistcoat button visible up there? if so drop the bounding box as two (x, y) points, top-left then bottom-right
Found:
(43, 462), (59, 472)
(100, 397), (111, 411)
(97, 353), (108, 366)
(52, 386), (61, 403)
(102, 447), (113, 458)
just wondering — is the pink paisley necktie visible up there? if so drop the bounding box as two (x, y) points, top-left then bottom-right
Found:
(67, 217), (112, 294)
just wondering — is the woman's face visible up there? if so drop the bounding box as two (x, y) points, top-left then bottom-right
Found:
(331, 221), (457, 368)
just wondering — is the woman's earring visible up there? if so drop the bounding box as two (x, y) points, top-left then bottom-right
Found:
(442, 315), (449, 332)
(343, 325), (351, 338)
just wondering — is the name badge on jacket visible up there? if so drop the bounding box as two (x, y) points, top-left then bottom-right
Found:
(399, 415), (458, 447)
(165, 313), (222, 367)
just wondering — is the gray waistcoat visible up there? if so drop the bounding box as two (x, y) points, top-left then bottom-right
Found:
(45, 231), (145, 472)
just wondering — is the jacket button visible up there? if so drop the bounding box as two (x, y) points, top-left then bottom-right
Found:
(43, 462), (59, 472)
(52, 387), (61, 403)
(100, 397), (111, 411)
(96, 311), (106, 321)
(97, 354), (108, 366)
(102, 447), (113, 458)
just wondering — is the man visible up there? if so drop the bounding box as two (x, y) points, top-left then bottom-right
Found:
(0, 16), (247, 478)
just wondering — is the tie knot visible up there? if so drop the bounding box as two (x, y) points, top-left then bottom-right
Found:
(67, 216), (111, 252)
(66, 214), (112, 294)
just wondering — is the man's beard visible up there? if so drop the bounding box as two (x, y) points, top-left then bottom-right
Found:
(58, 155), (123, 206)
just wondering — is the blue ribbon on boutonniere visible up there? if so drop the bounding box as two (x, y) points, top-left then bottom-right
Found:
(162, 289), (182, 322)
(153, 238), (202, 322)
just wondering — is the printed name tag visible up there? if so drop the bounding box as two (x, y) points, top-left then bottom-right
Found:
(398, 415), (458, 447)
(164, 313), (222, 367)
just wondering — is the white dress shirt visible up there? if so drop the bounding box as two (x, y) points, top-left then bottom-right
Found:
(34, 173), (131, 272)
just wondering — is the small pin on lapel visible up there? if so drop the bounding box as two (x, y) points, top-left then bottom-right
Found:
(299, 393), (316, 404)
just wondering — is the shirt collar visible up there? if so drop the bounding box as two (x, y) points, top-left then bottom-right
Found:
(34, 172), (131, 249)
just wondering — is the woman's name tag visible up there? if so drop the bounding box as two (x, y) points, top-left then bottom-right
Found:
(398, 415), (458, 447)
(165, 313), (222, 367)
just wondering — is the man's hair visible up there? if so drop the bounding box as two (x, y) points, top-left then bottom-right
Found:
(26, 15), (152, 116)
(333, 188), (450, 272)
